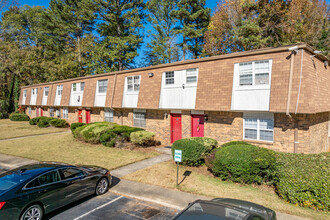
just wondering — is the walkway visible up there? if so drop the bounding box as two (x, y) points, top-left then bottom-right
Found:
(0, 131), (70, 142)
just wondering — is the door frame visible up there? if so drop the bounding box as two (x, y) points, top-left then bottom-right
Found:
(170, 113), (182, 143)
(86, 109), (91, 124)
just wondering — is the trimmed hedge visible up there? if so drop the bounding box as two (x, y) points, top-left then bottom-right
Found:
(210, 142), (276, 184)
(171, 139), (206, 166)
(74, 122), (115, 144)
(37, 119), (50, 128)
(99, 130), (117, 147)
(70, 122), (86, 131)
(110, 125), (144, 141)
(188, 137), (218, 155)
(9, 113), (30, 121)
(29, 116), (48, 125)
(130, 131), (156, 146)
(49, 118), (68, 128)
(274, 152), (330, 211)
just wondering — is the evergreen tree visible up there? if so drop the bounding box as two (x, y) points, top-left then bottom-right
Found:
(94, 0), (145, 71)
(171, 0), (210, 60)
(144, 0), (180, 66)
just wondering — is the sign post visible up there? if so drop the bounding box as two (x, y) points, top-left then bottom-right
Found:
(174, 149), (182, 186)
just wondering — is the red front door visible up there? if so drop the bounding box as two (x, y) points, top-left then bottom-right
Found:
(40, 108), (43, 117)
(191, 115), (204, 137)
(171, 114), (182, 143)
(78, 109), (83, 123)
(86, 110), (91, 124)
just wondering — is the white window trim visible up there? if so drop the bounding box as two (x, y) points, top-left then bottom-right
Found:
(243, 112), (274, 143)
(125, 75), (140, 94)
(63, 107), (68, 119)
(235, 59), (272, 91)
(97, 80), (108, 94)
(44, 87), (49, 97)
(185, 68), (199, 85)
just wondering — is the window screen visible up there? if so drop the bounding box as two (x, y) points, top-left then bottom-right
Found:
(186, 69), (198, 83)
(104, 109), (114, 122)
(80, 82), (85, 91)
(133, 112), (146, 128)
(239, 62), (253, 86)
(254, 61), (269, 85)
(244, 114), (274, 142)
(44, 87), (49, 96)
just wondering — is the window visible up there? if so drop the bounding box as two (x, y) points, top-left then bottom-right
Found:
(26, 171), (61, 188)
(63, 107), (68, 119)
(186, 69), (198, 84)
(126, 76), (140, 92)
(60, 168), (85, 180)
(104, 108), (113, 122)
(56, 109), (60, 118)
(239, 60), (270, 86)
(23, 90), (27, 97)
(80, 82), (85, 91)
(133, 111), (146, 128)
(165, 71), (174, 85)
(244, 113), (274, 142)
(28, 107), (32, 115)
(98, 80), (108, 93)
(32, 88), (38, 95)
(44, 87), (49, 96)
(72, 83), (77, 92)
(50, 108), (54, 117)
(57, 85), (63, 95)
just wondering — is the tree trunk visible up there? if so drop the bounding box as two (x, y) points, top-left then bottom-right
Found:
(182, 37), (186, 61)
(77, 35), (82, 76)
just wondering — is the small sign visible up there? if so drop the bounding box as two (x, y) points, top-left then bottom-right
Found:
(174, 149), (182, 162)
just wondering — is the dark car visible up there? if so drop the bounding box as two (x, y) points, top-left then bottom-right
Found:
(172, 198), (276, 220)
(0, 162), (111, 220)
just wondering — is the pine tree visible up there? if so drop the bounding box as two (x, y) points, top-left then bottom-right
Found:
(48, 0), (96, 76)
(171, 0), (210, 60)
(144, 0), (179, 66)
(94, 0), (145, 72)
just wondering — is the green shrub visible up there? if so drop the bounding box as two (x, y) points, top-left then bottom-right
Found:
(9, 113), (30, 121)
(99, 130), (117, 147)
(49, 118), (68, 128)
(274, 152), (330, 211)
(188, 137), (218, 154)
(171, 139), (206, 166)
(29, 116), (49, 125)
(70, 122), (86, 131)
(205, 148), (219, 170)
(74, 122), (115, 144)
(37, 119), (50, 128)
(111, 125), (144, 141)
(130, 131), (156, 146)
(211, 143), (276, 184)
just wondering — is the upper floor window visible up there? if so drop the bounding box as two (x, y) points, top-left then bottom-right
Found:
(98, 80), (108, 93)
(57, 85), (63, 95)
(32, 88), (38, 95)
(23, 90), (27, 97)
(44, 87), (49, 96)
(239, 60), (270, 86)
(126, 76), (140, 92)
(186, 69), (198, 84)
(243, 113), (274, 142)
(81, 82), (85, 91)
(72, 83), (77, 92)
(165, 71), (174, 85)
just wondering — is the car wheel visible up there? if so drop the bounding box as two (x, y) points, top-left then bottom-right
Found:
(96, 177), (109, 195)
(20, 204), (43, 220)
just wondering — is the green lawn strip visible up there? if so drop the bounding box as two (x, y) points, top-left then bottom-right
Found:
(123, 161), (330, 220)
(0, 133), (158, 170)
(0, 119), (68, 140)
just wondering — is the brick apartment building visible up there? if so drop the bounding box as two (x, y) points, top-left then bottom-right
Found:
(19, 43), (330, 154)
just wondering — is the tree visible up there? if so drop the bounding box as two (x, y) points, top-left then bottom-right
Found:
(143, 0), (180, 66)
(171, 0), (211, 60)
(204, 0), (329, 56)
(94, 0), (145, 72)
(48, 0), (96, 76)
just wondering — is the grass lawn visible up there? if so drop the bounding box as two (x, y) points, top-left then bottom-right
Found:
(0, 133), (158, 170)
(0, 119), (68, 140)
(124, 161), (330, 220)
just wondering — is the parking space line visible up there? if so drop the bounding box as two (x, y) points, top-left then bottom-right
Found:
(73, 196), (124, 220)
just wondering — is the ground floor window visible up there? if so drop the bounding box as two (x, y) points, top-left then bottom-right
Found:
(63, 107), (68, 119)
(28, 107), (32, 115)
(133, 110), (146, 128)
(104, 108), (113, 122)
(243, 112), (274, 142)
(50, 108), (54, 117)
(56, 109), (60, 118)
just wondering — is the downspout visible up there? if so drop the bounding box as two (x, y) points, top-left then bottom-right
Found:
(287, 46), (298, 153)
(110, 73), (117, 109)
(49, 83), (54, 107)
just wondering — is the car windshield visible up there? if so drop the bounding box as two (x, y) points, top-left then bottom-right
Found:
(0, 172), (31, 193)
(175, 202), (249, 220)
